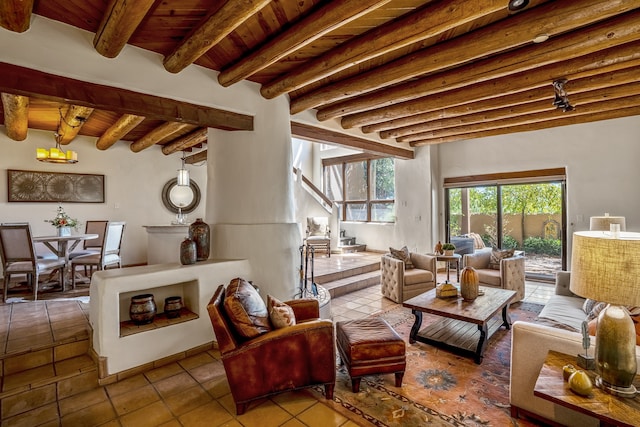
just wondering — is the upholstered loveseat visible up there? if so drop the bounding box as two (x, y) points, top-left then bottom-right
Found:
(381, 251), (436, 303)
(510, 271), (640, 426)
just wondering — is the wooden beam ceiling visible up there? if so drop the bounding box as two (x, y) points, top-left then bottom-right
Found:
(0, 62), (253, 132)
(1, 0), (639, 155)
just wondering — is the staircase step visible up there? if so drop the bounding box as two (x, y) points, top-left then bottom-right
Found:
(321, 270), (380, 298)
(337, 244), (367, 253)
(314, 260), (380, 285)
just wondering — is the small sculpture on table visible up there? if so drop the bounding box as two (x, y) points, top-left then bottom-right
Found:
(577, 320), (596, 370)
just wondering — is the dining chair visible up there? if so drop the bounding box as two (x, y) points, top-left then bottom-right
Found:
(69, 220), (109, 259)
(71, 221), (126, 287)
(0, 223), (66, 301)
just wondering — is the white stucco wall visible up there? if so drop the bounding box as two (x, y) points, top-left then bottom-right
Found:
(436, 115), (640, 259)
(0, 129), (207, 266)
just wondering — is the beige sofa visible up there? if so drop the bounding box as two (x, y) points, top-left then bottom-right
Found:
(380, 252), (436, 303)
(462, 249), (525, 302)
(510, 271), (640, 426)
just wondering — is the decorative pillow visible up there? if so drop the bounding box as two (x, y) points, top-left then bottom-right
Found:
(224, 277), (272, 338)
(466, 232), (486, 249)
(488, 248), (515, 270)
(586, 301), (607, 322)
(267, 295), (296, 329)
(307, 217), (328, 235)
(582, 298), (598, 315)
(389, 246), (414, 270)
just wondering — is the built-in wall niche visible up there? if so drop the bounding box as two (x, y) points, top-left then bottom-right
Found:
(118, 279), (199, 337)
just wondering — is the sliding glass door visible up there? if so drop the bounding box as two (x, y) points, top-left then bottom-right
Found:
(445, 174), (566, 281)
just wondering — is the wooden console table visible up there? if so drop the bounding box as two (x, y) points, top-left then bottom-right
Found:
(534, 350), (640, 427)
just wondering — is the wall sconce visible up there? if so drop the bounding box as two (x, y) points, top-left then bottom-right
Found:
(552, 79), (574, 112)
(177, 151), (190, 186)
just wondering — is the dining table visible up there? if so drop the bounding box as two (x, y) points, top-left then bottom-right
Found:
(32, 233), (98, 289)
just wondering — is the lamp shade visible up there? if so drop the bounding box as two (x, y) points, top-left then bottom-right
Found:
(569, 231), (640, 306)
(589, 215), (626, 232)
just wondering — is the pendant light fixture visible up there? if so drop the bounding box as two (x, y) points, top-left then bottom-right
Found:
(36, 107), (81, 164)
(177, 151), (190, 186)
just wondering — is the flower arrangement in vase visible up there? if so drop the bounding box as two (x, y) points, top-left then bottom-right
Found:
(45, 205), (79, 236)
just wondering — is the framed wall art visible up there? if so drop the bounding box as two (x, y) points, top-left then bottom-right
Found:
(7, 169), (105, 203)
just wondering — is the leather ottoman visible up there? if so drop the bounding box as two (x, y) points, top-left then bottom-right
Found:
(336, 317), (406, 392)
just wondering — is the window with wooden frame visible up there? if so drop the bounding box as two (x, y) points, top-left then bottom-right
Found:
(323, 154), (395, 223)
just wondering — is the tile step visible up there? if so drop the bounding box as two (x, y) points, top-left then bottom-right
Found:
(314, 261), (380, 285)
(0, 354), (98, 401)
(321, 270), (380, 298)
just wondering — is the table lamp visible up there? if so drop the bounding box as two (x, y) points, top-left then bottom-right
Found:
(569, 231), (640, 397)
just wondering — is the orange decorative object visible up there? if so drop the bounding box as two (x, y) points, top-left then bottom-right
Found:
(460, 266), (479, 301)
(434, 241), (443, 255)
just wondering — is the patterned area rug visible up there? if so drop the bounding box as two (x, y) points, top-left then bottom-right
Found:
(313, 301), (544, 427)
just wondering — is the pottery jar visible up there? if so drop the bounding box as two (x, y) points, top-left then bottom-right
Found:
(189, 218), (210, 261)
(129, 294), (157, 325)
(164, 296), (183, 319)
(180, 237), (197, 265)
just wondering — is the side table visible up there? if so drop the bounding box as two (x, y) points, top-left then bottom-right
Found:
(534, 350), (640, 427)
(434, 253), (462, 283)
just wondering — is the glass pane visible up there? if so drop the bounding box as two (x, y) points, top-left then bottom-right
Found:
(468, 186), (498, 247)
(370, 158), (394, 200)
(371, 202), (395, 222)
(346, 203), (367, 221)
(324, 164), (343, 202)
(345, 161), (367, 200)
(447, 188), (462, 237)
(502, 182), (563, 279)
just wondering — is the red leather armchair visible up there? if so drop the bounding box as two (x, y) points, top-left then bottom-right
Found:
(207, 284), (336, 415)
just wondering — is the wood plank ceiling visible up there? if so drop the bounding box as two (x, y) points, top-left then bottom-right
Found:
(1, 0), (639, 160)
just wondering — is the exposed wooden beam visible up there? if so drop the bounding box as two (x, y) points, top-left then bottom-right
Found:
(1, 93), (29, 141)
(315, 5), (640, 121)
(96, 114), (146, 150)
(130, 122), (195, 153)
(0, 0), (34, 33)
(57, 105), (94, 145)
(0, 62), (253, 132)
(185, 150), (207, 164)
(383, 68), (640, 139)
(261, 0), (506, 100)
(163, 0), (271, 74)
(218, 0), (391, 87)
(93, 0), (156, 58)
(411, 106), (640, 146)
(365, 56), (640, 134)
(300, 0), (635, 117)
(291, 122), (413, 160)
(398, 91), (640, 143)
(341, 40), (640, 129)
(161, 127), (208, 155)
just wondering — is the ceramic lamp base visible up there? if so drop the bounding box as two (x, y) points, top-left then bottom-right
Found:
(595, 376), (637, 398)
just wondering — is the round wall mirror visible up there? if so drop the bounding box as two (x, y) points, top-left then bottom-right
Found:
(162, 178), (201, 214)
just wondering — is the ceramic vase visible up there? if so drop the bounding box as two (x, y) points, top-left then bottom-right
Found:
(57, 226), (71, 237)
(460, 266), (480, 301)
(129, 294), (157, 325)
(189, 218), (210, 261)
(180, 237), (197, 265)
(164, 296), (183, 318)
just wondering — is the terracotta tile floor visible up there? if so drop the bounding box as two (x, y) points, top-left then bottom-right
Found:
(0, 253), (553, 426)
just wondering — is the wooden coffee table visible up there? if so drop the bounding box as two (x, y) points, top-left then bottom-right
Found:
(403, 287), (516, 364)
